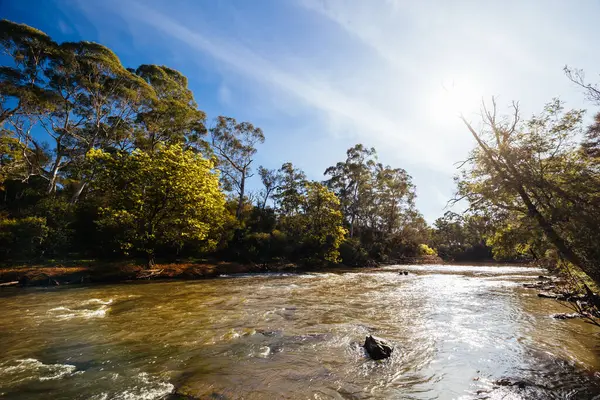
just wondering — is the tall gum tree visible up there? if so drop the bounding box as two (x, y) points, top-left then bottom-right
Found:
(210, 116), (264, 219)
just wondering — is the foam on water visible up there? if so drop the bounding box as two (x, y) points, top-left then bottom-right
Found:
(47, 298), (112, 320)
(0, 358), (78, 386)
(92, 373), (174, 400)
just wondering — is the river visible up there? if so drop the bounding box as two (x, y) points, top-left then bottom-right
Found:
(0, 264), (599, 399)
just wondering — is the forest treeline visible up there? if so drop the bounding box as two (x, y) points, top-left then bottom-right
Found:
(1, 19), (600, 287)
(0, 20), (436, 267)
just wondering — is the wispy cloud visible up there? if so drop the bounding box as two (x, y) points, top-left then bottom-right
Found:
(70, 0), (600, 221)
(75, 0), (447, 170)
(298, 0), (422, 77)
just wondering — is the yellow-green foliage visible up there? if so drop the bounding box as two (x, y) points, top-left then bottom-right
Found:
(281, 182), (347, 263)
(88, 145), (226, 259)
(418, 243), (437, 256)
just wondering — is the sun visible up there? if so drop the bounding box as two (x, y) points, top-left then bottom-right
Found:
(430, 77), (482, 123)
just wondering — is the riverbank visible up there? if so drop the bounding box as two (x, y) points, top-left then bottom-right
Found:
(0, 261), (300, 287)
(0, 255), (449, 287)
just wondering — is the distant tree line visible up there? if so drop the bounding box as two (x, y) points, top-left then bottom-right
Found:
(0, 20), (434, 268)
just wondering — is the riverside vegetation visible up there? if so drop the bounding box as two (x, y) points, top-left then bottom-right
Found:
(1, 19), (600, 309)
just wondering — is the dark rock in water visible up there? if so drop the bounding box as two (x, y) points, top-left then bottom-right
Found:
(403, 271), (408, 275)
(494, 378), (528, 389)
(538, 292), (558, 299)
(538, 275), (552, 281)
(364, 335), (393, 360)
(165, 390), (229, 400)
(256, 329), (283, 337)
(556, 293), (587, 302)
(164, 391), (202, 399)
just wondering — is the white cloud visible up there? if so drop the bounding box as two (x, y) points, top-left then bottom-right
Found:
(76, 0), (450, 171)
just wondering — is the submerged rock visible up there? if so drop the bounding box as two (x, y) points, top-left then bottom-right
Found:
(538, 292), (558, 299)
(494, 378), (528, 389)
(363, 335), (393, 360)
(523, 282), (556, 290)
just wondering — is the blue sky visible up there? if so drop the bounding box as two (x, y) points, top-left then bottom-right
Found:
(3, 0), (600, 222)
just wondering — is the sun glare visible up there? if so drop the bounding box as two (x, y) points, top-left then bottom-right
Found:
(430, 78), (482, 123)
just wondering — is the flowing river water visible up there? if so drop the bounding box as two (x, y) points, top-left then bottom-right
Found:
(1, 264), (599, 399)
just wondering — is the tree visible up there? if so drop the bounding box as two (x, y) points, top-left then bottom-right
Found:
(457, 98), (600, 284)
(257, 166), (280, 210)
(372, 164), (416, 234)
(432, 211), (492, 261)
(324, 144), (426, 262)
(324, 144), (376, 238)
(0, 19), (56, 125)
(134, 65), (207, 153)
(1, 20), (154, 198)
(210, 116), (264, 219)
(88, 145), (226, 266)
(273, 162), (306, 216)
(281, 181), (347, 264)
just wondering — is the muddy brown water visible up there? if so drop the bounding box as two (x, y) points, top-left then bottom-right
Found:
(0, 264), (599, 399)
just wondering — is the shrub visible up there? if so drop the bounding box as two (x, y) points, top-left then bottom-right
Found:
(418, 243), (437, 256)
(0, 216), (48, 260)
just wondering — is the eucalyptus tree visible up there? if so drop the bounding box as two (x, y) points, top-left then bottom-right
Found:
(457, 98), (600, 284)
(134, 65), (207, 153)
(0, 19), (56, 125)
(210, 116), (264, 219)
(372, 164), (416, 234)
(1, 20), (154, 197)
(324, 144), (376, 237)
(0, 20), (57, 183)
(273, 162), (307, 217)
(257, 166), (281, 210)
(62, 43), (154, 201)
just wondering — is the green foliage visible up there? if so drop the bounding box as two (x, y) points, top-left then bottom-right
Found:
(324, 144), (427, 262)
(431, 212), (492, 261)
(0, 216), (48, 260)
(29, 196), (75, 256)
(338, 238), (369, 267)
(0, 20), (431, 270)
(457, 95), (600, 284)
(88, 145), (226, 265)
(291, 181), (347, 264)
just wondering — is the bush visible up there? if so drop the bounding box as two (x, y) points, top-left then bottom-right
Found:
(238, 230), (289, 264)
(339, 238), (370, 267)
(0, 216), (48, 260)
(418, 243), (437, 256)
(30, 197), (75, 256)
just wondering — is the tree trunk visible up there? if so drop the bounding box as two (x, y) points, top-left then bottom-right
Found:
(516, 184), (600, 285)
(147, 252), (155, 269)
(461, 116), (600, 286)
(46, 159), (62, 194)
(236, 174), (245, 219)
(71, 181), (87, 203)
